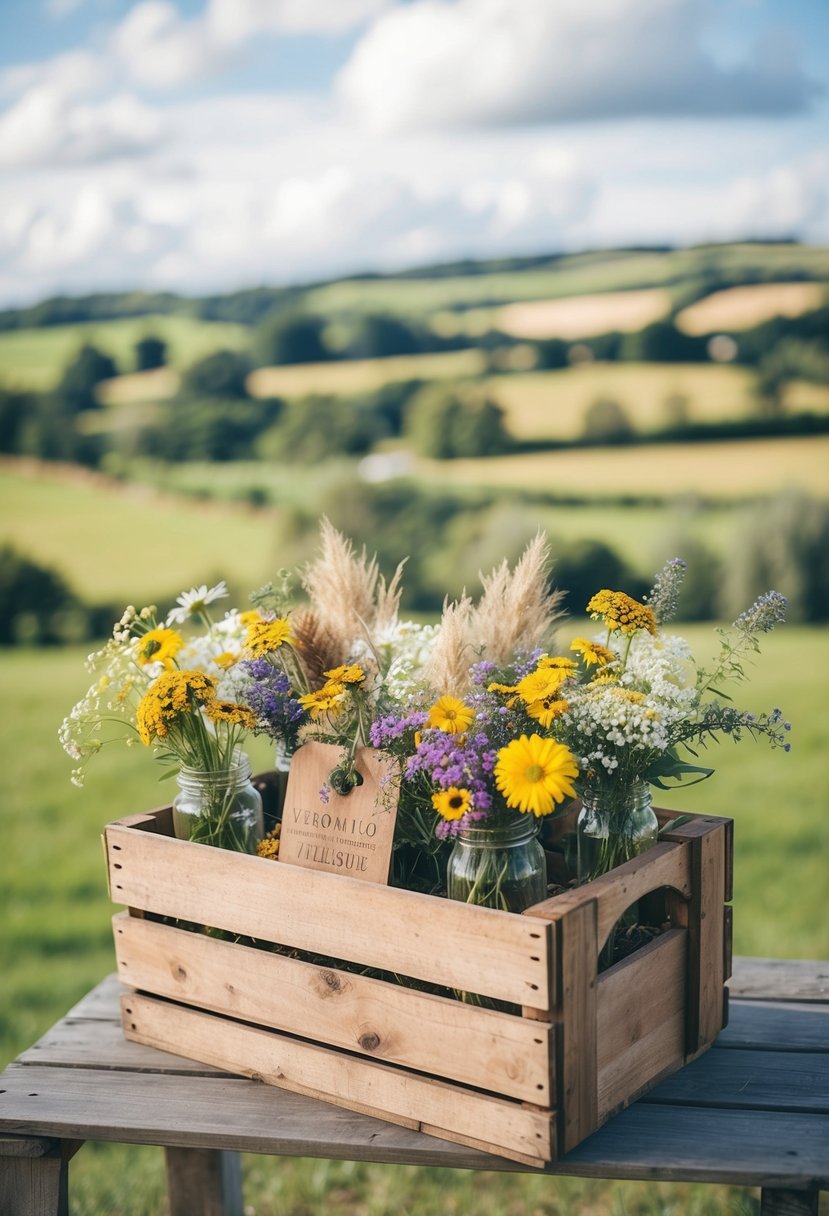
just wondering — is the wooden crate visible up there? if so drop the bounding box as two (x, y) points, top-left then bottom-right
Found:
(103, 780), (732, 1167)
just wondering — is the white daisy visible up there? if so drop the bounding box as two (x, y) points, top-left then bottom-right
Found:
(166, 581), (229, 625)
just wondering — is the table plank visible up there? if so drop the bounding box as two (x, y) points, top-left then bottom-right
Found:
(18, 1020), (233, 1076)
(730, 959), (829, 1003)
(718, 1002), (829, 1052)
(643, 1049), (829, 1114)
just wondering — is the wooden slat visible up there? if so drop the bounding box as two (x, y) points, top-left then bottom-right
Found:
(0, 1149), (68, 1216)
(527, 841), (692, 953)
(730, 959), (829, 1003)
(555, 900), (598, 1154)
(120, 993), (554, 1166)
(643, 1048), (829, 1113)
(760, 1188), (820, 1216)
(17, 1019), (231, 1076)
(62, 975), (124, 1022)
(719, 1001), (829, 1052)
(113, 913), (553, 1104)
(596, 929), (687, 1121)
(105, 820), (551, 1010)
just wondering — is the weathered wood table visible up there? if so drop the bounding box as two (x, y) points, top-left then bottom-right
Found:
(1, 957), (827, 1216)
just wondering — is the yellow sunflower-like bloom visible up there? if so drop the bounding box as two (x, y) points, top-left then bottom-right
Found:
(214, 651), (239, 670)
(525, 697), (570, 728)
(487, 681), (518, 695)
(426, 695), (475, 734)
(136, 627), (183, 671)
(298, 681), (347, 721)
(431, 786), (473, 821)
(204, 700), (257, 729)
(586, 589), (657, 636)
(570, 637), (618, 667)
(323, 664), (366, 685)
(516, 667), (569, 705)
(537, 655), (578, 671)
(135, 670), (216, 745)
(495, 734), (579, 817)
(245, 617), (293, 657)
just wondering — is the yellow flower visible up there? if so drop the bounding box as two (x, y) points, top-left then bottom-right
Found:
(431, 787), (473, 821)
(323, 664), (366, 685)
(487, 681), (518, 695)
(525, 697), (570, 728)
(537, 655), (578, 671)
(214, 651), (239, 670)
(426, 695), (475, 734)
(570, 637), (618, 667)
(245, 617), (292, 657)
(612, 688), (646, 704)
(586, 590), (657, 636)
(257, 826), (281, 860)
(136, 627), (183, 671)
(495, 734), (579, 817)
(516, 666), (569, 705)
(135, 670), (216, 745)
(298, 681), (347, 721)
(204, 700), (257, 729)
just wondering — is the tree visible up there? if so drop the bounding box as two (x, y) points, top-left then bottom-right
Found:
(0, 544), (76, 644)
(343, 313), (420, 359)
(254, 312), (328, 366)
(180, 349), (252, 399)
(405, 385), (512, 459)
(620, 322), (707, 363)
(582, 397), (635, 444)
(553, 540), (647, 615)
(134, 335), (167, 372)
(55, 344), (117, 413)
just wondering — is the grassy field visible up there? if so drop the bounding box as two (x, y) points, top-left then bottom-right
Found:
(248, 348), (486, 399)
(0, 462), (285, 602)
(495, 288), (671, 339)
(676, 281), (826, 334)
(1, 624), (825, 1213)
(417, 435), (829, 499)
(0, 314), (250, 390)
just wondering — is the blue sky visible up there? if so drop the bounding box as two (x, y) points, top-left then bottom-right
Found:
(0, 0), (826, 306)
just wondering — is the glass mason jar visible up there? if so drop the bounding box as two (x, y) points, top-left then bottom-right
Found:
(172, 753), (264, 853)
(264, 739), (292, 835)
(447, 817), (546, 913)
(576, 776), (659, 969)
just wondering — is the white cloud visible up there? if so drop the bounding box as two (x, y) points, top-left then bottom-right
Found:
(0, 88), (164, 168)
(338, 0), (817, 132)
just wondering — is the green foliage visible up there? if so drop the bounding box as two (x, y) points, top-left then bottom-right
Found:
(620, 321), (708, 363)
(180, 348), (253, 398)
(339, 312), (422, 358)
(254, 311), (329, 366)
(405, 383), (512, 458)
(0, 544), (77, 644)
(134, 334), (167, 371)
(582, 396), (636, 443)
(256, 395), (386, 463)
(723, 491), (829, 623)
(149, 396), (282, 462)
(551, 539), (648, 613)
(55, 343), (117, 413)
(0, 387), (33, 452)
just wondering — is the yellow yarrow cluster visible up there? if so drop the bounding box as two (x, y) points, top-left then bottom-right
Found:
(256, 825), (281, 860)
(323, 664), (366, 685)
(245, 616), (293, 658)
(586, 590), (657, 636)
(205, 700), (258, 729)
(136, 670), (216, 745)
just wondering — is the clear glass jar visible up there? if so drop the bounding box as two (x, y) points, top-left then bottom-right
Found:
(447, 817), (546, 913)
(172, 753), (263, 853)
(576, 777), (659, 884)
(576, 776), (659, 969)
(265, 740), (292, 835)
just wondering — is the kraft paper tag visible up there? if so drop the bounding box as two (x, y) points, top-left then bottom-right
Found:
(278, 741), (399, 884)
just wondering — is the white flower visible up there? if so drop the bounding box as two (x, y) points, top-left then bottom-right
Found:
(166, 582), (229, 625)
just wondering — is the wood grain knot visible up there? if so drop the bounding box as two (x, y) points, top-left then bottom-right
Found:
(318, 969), (342, 994)
(358, 1032), (381, 1052)
(173, 964), (187, 981)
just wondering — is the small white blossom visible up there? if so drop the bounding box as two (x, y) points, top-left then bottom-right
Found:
(166, 582), (229, 625)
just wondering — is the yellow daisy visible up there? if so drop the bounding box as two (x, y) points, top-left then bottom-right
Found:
(516, 666), (569, 705)
(495, 734), (579, 817)
(135, 627), (183, 671)
(323, 664), (366, 685)
(525, 697), (570, 728)
(431, 787), (473, 821)
(570, 637), (618, 667)
(537, 655), (578, 671)
(426, 695), (475, 734)
(298, 681), (347, 721)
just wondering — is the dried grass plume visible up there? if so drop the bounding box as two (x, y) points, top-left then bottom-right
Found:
(471, 532), (563, 666)
(424, 593), (474, 696)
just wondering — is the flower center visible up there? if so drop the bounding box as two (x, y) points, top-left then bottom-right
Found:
(449, 795), (464, 809)
(524, 763), (544, 783)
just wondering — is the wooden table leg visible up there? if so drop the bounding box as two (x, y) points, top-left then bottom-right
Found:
(0, 1137), (74, 1216)
(165, 1146), (243, 1216)
(760, 1188), (820, 1216)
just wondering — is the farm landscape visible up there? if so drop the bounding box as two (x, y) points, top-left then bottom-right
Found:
(1, 240), (828, 1214)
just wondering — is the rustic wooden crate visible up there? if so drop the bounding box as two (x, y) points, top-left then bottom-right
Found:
(103, 780), (732, 1167)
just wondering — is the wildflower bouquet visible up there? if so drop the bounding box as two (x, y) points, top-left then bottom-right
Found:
(60, 582), (264, 850)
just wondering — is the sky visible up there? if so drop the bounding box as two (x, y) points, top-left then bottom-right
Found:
(0, 0), (827, 307)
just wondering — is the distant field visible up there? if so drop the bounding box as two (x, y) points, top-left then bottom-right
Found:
(486, 362), (762, 440)
(417, 435), (829, 499)
(0, 315), (250, 390)
(496, 289), (671, 339)
(305, 243), (829, 317)
(248, 348), (485, 399)
(96, 366), (180, 406)
(0, 462), (282, 601)
(677, 281), (826, 335)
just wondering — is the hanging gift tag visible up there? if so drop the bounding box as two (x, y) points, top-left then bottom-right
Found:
(278, 741), (399, 884)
